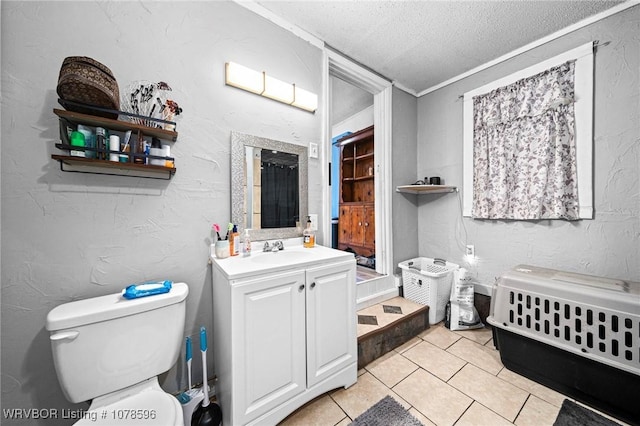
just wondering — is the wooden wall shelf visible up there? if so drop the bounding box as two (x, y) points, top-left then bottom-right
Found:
(53, 106), (178, 180)
(52, 155), (176, 180)
(395, 185), (457, 194)
(54, 109), (178, 142)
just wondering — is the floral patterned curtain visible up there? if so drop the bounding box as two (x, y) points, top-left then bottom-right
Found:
(472, 61), (580, 220)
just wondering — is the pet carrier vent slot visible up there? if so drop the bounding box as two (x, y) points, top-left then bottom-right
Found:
(500, 287), (639, 369)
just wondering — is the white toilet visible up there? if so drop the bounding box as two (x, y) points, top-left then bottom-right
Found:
(46, 282), (189, 425)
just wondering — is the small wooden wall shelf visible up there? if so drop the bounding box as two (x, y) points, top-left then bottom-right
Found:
(395, 185), (457, 194)
(53, 106), (178, 180)
(52, 155), (176, 180)
(54, 109), (178, 142)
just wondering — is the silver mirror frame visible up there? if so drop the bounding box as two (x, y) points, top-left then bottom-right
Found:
(231, 131), (308, 241)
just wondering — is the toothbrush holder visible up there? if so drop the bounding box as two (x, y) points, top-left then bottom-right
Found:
(215, 240), (230, 259)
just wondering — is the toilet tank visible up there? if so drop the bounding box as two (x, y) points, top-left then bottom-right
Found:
(46, 282), (189, 403)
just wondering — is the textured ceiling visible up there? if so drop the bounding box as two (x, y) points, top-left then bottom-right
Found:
(256, 0), (626, 94)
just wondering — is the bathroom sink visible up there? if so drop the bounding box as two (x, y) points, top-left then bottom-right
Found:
(211, 243), (356, 280)
(249, 248), (317, 265)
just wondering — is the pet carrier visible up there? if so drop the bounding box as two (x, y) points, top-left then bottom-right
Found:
(487, 265), (640, 425)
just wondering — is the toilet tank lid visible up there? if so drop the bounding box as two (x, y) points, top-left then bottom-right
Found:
(46, 282), (189, 331)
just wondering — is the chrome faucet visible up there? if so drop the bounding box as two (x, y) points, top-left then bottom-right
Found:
(263, 240), (284, 252)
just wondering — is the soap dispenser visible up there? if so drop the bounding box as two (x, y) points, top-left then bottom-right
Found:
(303, 216), (315, 248)
(242, 229), (252, 257)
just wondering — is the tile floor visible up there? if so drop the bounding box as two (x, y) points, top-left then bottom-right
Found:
(280, 304), (626, 426)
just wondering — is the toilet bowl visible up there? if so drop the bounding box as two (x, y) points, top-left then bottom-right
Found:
(46, 282), (189, 425)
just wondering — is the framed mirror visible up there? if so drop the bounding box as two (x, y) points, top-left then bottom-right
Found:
(231, 131), (308, 241)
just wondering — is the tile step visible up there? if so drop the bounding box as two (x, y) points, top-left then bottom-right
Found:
(357, 302), (430, 369)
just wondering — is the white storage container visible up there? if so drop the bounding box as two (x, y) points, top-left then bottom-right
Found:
(488, 265), (640, 424)
(399, 257), (459, 324)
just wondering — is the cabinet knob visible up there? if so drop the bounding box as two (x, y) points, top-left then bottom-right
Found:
(299, 284), (305, 292)
(358, 222), (362, 226)
(310, 282), (316, 289)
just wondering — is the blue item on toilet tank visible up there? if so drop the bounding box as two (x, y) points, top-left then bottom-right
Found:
(122, 280), (172, 299)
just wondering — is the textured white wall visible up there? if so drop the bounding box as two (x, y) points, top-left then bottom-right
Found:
(1, 1), (322, 421)
(392, 87), (419, 270)
(416, 6), (639, 284)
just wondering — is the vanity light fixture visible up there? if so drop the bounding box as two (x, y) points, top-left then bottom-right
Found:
(224, 62), (263, 94)
(225, 61), (317, 113)
(263, 74), (295, 104)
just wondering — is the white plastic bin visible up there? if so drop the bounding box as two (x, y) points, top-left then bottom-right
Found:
(399, 257), (459, 324)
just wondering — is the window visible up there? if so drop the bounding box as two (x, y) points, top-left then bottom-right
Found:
(463, 42), (594, 219)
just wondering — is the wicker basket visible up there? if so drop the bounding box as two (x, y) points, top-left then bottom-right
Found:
(57, 56), (120, 118)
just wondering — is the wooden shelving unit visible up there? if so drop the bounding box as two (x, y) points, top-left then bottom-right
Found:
(52, 107), (178, 180)
(338, 125), (375, 257)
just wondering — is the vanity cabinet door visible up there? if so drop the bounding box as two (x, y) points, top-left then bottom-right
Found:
(233, 270), (307, 425)
(305, 260), (357, 388)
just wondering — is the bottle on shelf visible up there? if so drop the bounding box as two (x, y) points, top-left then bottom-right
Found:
(95, 127), (107, 160)
(69, 131), (85, 157)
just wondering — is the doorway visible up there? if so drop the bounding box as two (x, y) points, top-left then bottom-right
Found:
(323, 49), (396, 309)
(330, 76), (375, 280)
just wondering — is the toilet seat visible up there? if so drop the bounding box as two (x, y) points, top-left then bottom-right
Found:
(76, 388), (182, 426)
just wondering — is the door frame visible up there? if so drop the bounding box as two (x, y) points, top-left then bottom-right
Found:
(322, 49), (395, 301)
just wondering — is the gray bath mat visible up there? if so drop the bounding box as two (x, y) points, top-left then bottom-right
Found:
(553, 399), (621, 426)
(350, 395), (424, 426)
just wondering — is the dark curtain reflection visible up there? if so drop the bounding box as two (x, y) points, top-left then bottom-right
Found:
(261, 163), (299, 228)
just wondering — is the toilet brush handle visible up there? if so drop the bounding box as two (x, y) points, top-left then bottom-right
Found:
(200, 327), (207, 352)
(186, 337), (193, 390)
(200, 327), (210, 407)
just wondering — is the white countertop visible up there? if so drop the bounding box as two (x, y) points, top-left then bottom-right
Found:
(210, 242), (355, 280)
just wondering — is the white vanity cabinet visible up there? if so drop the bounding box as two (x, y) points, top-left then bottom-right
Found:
(210, 245), (357, 426)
